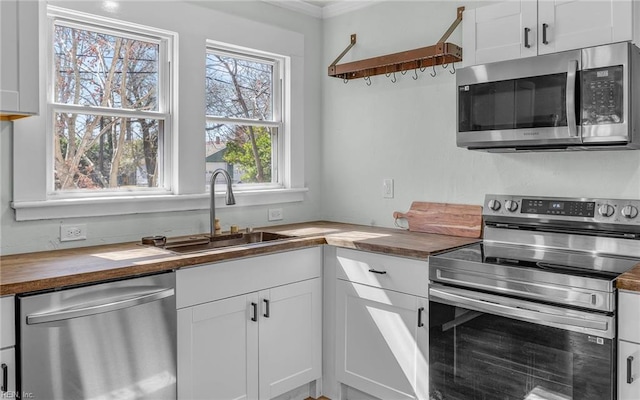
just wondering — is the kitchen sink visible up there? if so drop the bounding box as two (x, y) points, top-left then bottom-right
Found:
(157, 231), (293, 254)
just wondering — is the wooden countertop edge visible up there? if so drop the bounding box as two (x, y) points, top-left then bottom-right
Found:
(616, 262), (640, 292)
(10, 220), (640, 296)
(0, 237), (326, 296)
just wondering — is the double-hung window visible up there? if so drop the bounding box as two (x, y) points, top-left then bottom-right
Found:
(48, 8), (172, 196)
(205, 43), (284, 190)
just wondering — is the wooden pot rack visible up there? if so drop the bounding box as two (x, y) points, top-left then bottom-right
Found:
(328, 6), (464, 81)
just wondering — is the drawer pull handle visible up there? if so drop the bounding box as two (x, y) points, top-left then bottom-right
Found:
(542, 23), (549, 45)
(368, 269), (387, 275)
(251, 302), (258, 322)
(418, 307), (425, 328)
(1, 363), (7, 392)
(524, 27), (531, 48)
(628, 356), (635, 384)
(263, 299), (270, 318)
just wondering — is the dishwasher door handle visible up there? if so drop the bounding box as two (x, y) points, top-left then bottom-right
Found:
(26, 288), (175, 325)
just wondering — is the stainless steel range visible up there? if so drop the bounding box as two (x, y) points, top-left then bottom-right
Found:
(428, 194), (640, 400)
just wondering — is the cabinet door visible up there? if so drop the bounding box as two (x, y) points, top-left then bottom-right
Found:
(0, 348), (15, 396)
(619, 340), (640, 400)
(178, 293), (259, 400)
(0, 0), (38, 118)
(336, 280), (428, 400)
(538, 0), (633, 55)
(462, 0), (537, 66)
(259, 278), (322, 400)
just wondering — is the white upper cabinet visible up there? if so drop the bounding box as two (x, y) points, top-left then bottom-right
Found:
(463, 0), (636, 66)
(537, 0), (633, 54)
(0, 0), (38, 119)
(463, 1), (538, 66)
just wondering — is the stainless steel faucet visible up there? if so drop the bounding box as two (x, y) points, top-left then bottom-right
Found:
(210, 168), (236, 237)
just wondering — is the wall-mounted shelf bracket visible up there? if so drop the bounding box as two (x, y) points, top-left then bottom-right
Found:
(328, 6), (464, 81)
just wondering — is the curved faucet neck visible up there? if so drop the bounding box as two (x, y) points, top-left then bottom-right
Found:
(210, 168), (236, 237)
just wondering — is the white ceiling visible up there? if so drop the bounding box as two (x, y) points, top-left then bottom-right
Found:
(262, 0), (379, 19)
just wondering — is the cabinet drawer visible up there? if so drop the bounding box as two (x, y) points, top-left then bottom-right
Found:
(336, 248), (428, 297)
(177, 247), (322, 309)
(0, 296), (15, 349)
(619, 291), (640, 343)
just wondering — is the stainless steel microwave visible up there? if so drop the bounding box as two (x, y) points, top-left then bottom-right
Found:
(456, 42), (640, 152)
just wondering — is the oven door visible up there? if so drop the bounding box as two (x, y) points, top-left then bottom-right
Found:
(429, 284), (615, 400)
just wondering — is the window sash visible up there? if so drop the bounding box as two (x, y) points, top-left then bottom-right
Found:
(205, 43), (285, 190)
(46, 7), (173, 197)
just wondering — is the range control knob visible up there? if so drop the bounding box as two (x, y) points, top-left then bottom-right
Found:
(598, 204), (615, 218)
(505, 200), (519, 212)
(621, 205), (639, 219)
(488, 199), (501, 211)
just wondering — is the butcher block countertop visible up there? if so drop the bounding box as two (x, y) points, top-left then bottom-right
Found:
(0, 221), (480, 296)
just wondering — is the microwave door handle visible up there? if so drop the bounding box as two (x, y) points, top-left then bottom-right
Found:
(566, 60), (579, 138)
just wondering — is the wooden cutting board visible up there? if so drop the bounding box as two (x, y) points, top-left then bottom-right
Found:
(393, 202), (483, 238)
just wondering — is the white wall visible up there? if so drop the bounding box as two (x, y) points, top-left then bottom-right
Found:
(320, 1), (640, 227)
(0, 1), (323, 255)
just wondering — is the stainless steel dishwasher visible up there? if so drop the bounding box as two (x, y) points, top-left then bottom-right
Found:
(18, 272), (176, 400)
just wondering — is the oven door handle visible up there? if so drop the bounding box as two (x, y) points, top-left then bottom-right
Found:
(429, 286), (611, 336)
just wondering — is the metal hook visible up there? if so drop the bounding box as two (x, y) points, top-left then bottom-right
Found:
(364, 75), (372, 86)
(390, 71), (397, 83)
(449, 63), (456, 74)
(412, 68), (419, 80)
(430, 64), (437, 77)
(442, 63), (449, 69)
(419, 59), (426, 73)
(343, 76), (349, 84)
(400, 66), (408, 76)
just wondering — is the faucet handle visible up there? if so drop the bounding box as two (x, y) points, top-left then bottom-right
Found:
(246, 226), (254, 233)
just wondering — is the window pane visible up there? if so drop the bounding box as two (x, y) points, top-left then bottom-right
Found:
(54, 113), (160, 190)
(205, 123), (273, 185)
(205, 52), (273, 120)
(53, 24), (159, 111)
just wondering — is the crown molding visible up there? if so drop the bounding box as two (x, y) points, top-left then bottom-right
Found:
(261, 0), (379, 19)
(322, 1), (380, 19)
(261, 0), (324, 18)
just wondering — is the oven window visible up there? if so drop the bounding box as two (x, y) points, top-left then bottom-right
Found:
(458, 73), (568, 132)
(429, 301), (614, 400)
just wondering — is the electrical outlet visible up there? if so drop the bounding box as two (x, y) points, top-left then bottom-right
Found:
(383, 178), (394, 198)
(60, 224), (87, 242)
(268, 208), (283, 221)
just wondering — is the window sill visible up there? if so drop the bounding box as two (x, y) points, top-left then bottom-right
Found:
(11, 188), (308, 221)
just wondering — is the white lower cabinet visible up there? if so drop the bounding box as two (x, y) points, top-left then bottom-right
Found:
(619, 290), (640, 400)
(618, 340), (640, 400)
(177, 248), (322, 400)
(0, 296), (15, 397)
(335, 248), (429, 400)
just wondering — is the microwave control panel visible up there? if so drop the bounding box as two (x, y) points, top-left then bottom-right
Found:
(581, 65), (623, 125)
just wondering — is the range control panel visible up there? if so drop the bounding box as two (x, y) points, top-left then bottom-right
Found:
(484, 194), (640, 225)
(521, 199), (595, 217)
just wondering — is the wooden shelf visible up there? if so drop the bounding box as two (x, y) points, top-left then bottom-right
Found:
(328, 7), (464, 81)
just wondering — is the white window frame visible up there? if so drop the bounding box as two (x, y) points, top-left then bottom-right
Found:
(11, 3), (306, 221)
(46, 8), (174, 198)
(205, 43), (286, 192)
